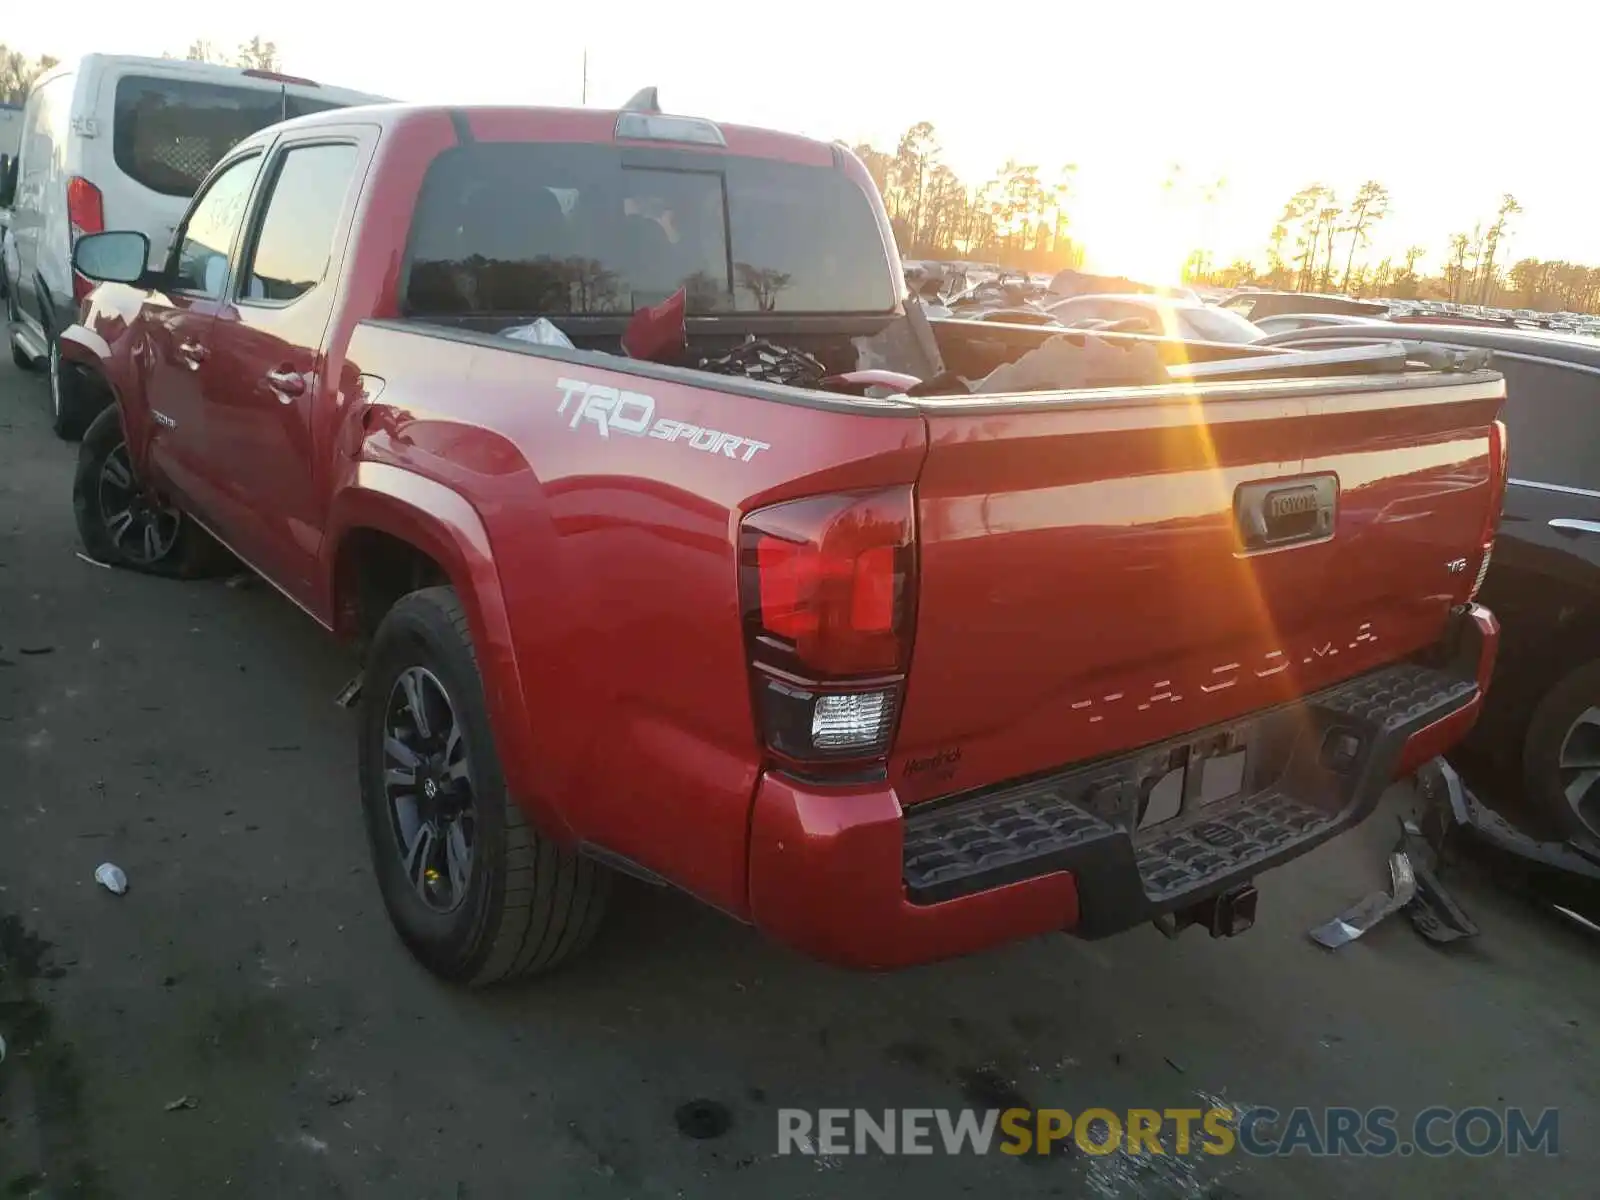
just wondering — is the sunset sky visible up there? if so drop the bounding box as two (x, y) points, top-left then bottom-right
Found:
(10, 0), (1592, 283)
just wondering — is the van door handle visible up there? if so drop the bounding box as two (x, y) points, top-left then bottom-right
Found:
(266, 368), (306, 400)
(178, 341), (207, 368)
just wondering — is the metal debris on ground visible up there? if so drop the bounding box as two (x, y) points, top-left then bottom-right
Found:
(1309, 852), (1417, 949)
(1396, 816), (1478, 943)
(333, 674), (363, 709)
(164, 1096), (199, 1111)
(74, 551), (112, 569)
(1419, 756), (1600, 881)
(94, 862), (128, 895)
(1553, 905), (1600, 937)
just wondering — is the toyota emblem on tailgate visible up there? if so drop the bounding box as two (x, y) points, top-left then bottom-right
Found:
(1234, 476), (1338, 553)
(1267, 487), (1319, 520)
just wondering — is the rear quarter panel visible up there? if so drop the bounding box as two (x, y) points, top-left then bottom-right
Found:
(333, 324), (927, 915)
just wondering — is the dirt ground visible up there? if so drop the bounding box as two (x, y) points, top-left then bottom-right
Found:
(2, 359), (1597, 1199)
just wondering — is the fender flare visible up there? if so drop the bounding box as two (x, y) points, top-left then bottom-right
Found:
(58, 322), (112, 365)
(325, 463), (571, 841)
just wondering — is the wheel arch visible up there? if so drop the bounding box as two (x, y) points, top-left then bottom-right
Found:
(325, 466), (572, 841)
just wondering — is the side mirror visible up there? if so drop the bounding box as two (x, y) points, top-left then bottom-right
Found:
(73, 230), (152, 285)
(0, 155), (15, 209)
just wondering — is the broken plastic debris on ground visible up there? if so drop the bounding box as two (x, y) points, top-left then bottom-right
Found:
(1309, 851), (1417, 949)
(94, 863), (127, 895)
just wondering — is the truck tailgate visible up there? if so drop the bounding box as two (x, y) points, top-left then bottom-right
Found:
(893, 372), (1505, 803)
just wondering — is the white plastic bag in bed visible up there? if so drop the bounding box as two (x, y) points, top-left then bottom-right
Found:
(500, 318), (575, 349)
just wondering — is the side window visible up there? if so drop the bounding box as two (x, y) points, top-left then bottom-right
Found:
(1494, 358), (1600, 491)
(171, 154), (262, 297)
(241, 143), (360, 303)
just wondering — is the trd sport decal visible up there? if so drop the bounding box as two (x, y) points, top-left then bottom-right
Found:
(556, 378), (772, 463)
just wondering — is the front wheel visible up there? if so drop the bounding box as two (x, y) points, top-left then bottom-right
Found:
(358, 586), (611, 985)
(1522, 659), (1600, 845)
(71, 406), (227, 576)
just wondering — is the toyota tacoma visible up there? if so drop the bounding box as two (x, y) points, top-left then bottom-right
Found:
(57, 96), (1504, 982)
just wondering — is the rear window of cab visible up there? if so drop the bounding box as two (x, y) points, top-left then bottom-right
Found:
(400, 142), (897, 317)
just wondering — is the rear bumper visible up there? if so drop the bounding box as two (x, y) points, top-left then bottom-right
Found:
(748, 604), (1498, 969)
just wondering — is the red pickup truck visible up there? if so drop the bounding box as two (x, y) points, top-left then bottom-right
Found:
(58, 98), (1504, 984)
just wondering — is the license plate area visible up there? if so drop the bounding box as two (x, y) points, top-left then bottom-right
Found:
(1136, 730), (1252, 833)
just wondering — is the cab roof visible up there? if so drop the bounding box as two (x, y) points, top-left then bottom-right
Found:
(247, 102), (841, 168)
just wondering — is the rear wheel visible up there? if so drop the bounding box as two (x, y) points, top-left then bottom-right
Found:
(358, 586), (611, 985)
(71, 406), (228, 576)
(1522, 659), (1600, 844)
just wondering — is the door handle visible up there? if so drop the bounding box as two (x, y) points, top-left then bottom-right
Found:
(178, 341), (208, 369)
(266, 368), (307, 400)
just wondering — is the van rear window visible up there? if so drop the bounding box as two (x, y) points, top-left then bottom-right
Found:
(402, 142), (896, 317)
(113, 75), (343, 197)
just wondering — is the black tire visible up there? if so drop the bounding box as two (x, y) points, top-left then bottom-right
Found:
(1522, 658), (1600, 844)
(358, 586), (611, 985)
(49, 338), (99, 440)
(72, 406), (230, 577)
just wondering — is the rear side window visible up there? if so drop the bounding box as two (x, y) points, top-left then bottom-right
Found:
(242, 143), (360, 302)
(403, 142), (895, 317)
(113, 75), (345, 198)
(1494, 357), (1600, 491)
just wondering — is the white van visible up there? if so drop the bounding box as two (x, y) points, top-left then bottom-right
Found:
(1, 55), (388, 394)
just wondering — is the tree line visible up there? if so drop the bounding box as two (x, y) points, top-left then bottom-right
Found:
(1, 45), (59, 105)
(849, 121), (1600, 314)
(1195, 185), (1589, 310)
(847, 123), (1084, 272)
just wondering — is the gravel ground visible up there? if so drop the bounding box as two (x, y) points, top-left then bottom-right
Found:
(1, 358), (1597, 1199)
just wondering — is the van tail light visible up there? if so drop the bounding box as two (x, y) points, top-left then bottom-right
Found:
(1468, 418), (1507, 603)
(738, 488), (916, 778)
(67, 176), (106, 303)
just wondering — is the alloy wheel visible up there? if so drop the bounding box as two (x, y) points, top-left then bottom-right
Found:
(382, 666), (476, 913)
(1558, 706), (1600, 838)
(97, 442), (181, 564)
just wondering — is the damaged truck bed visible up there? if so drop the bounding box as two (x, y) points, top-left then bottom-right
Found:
(60, 94), (1506, 980)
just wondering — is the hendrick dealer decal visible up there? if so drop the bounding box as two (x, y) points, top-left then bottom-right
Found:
(556, 378), (772, 463)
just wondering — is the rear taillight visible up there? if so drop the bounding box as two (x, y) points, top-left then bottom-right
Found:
(739, 488), (916, 776)
(1469, 418), (1508, 602)
(67, 176), (106, 303)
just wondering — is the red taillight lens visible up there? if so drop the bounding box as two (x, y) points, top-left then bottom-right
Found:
(742, 489), (914, 678)
(739, 488), (917, 773)
(67, 176), (106, 304)
(66, 176), (105, 238)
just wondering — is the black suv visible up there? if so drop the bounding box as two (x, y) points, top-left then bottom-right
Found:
(1260, 322), (1600, 845)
